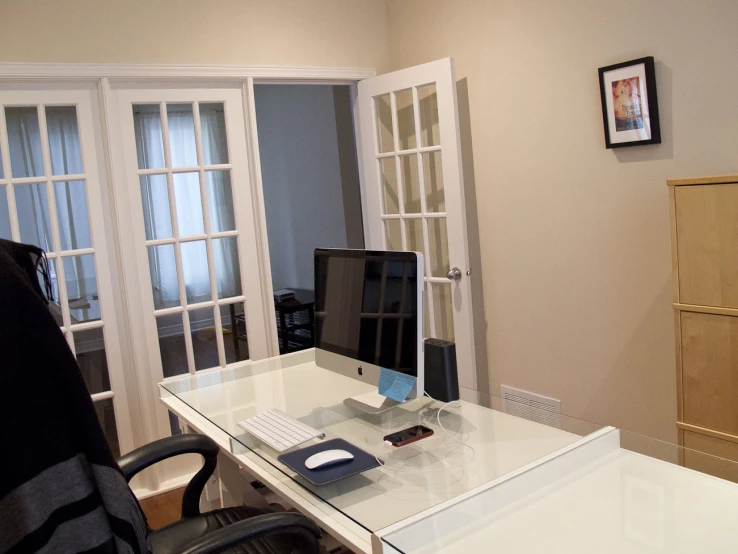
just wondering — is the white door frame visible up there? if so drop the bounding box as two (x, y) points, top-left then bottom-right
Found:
(0, 63), (375, 496)
(241, 77), (371, 366)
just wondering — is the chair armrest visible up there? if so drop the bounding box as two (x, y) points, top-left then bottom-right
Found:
(118, 434), (219, 517)
(177, 513), (322, 554)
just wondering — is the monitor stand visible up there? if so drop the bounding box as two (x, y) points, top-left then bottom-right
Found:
(344, 391), (402, 414)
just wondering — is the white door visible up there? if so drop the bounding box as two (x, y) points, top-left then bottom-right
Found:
(0, 84), (133, 457)
(357, 58), (477, 389)
(110, 84), (271, 489)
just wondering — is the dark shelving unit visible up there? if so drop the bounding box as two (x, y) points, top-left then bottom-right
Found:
(275, 300), (315, 354)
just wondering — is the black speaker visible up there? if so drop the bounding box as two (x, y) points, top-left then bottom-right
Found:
(423, 338), (459, 402)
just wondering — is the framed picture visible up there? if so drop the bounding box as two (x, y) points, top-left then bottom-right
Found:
(598, 56), (661, 148)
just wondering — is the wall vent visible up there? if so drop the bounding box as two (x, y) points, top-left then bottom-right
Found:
(501, 385), (562, 429)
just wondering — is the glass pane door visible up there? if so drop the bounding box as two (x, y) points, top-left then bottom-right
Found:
(113, 85), (270, 455)
(358, 59), (478, 389)
(132, 101), (248, 379)
(373, 85), (455, 343)
(0, 89), (129, 457)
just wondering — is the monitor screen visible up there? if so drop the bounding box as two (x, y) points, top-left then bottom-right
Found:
(314, 249), (420, 376)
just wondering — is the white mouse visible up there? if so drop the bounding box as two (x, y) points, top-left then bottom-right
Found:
(304, 449), (354, 470)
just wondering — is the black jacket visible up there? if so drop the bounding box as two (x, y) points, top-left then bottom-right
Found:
(0, 239), (149, 553)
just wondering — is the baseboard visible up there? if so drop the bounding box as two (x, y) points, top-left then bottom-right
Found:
(132, 471), (196, 500)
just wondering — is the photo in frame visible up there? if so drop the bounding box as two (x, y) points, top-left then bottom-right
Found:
(598, 56), (661, 148)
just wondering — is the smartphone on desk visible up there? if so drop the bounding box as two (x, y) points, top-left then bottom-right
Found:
(384, 425), (434, 447)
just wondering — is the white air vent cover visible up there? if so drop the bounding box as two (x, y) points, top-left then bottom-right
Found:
(501, 385), (562, 429)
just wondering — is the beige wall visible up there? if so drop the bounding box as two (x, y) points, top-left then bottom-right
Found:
(4, 0), (735, 443)
(0, 0), (390, 71)
(386, 0), (738, 442)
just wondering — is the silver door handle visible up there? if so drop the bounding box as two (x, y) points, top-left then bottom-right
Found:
(446, 267), (462, 281)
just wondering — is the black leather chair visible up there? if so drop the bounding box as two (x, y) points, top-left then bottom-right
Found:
(117, 433), (321, 554)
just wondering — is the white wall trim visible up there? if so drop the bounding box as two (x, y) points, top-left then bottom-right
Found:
(133, 471), (197, 500)
(0, 62), (376, 82)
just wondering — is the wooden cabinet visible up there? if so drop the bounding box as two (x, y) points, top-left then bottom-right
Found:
(669, 175), (738, 481)
(683, 430), (738, 483)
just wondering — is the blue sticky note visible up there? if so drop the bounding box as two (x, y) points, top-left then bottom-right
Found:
(378, 367), (416, 402)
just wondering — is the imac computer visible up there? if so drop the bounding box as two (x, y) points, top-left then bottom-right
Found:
(314, 248), (424, 414)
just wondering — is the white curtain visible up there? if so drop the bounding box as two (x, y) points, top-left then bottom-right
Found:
(135, 105), (240, 308)
(47, 107), (90, 254)
(5, 108), (51, 251)
(201, 106), (240, 302)
(4, 105), (240, 315)
(6, 107), (95, 318)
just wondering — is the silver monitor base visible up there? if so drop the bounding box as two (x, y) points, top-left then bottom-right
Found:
(343, 390), (402, 414)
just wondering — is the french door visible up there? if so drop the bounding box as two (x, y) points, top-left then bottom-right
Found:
(0, 84), (133, 457)
(110, 84), (271, 488)
(0, 60), (480, 494)
(357, 58), (477, 388)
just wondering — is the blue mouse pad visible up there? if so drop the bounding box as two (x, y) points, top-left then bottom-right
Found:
(277, 438), (381, 486)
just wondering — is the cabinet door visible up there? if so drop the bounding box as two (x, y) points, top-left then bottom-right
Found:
(681, 311), (738, 436)
(683, 430), (738, 483)
(675, 184), (738, 307)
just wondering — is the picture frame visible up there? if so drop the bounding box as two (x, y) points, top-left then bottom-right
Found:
(598, 56), (661, 148)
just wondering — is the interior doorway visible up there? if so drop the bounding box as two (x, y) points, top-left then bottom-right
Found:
(254, 84), (364, 355)
(0, 59), (481, 497)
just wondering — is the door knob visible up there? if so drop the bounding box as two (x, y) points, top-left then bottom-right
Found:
(446, 267), (462, 281)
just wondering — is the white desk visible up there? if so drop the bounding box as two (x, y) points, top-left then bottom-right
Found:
(161, 352), (375, 553)
(159, 350), (601, 551)
(159, 350), (738, 553)
(378, 428), (738, 553)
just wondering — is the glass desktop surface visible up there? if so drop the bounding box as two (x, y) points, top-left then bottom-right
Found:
(160, 349), (605, 534)
(380, 427), (738, 554)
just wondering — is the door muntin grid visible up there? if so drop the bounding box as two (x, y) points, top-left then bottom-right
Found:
(133, 101), (249, 377)
(0, 101), (120, 454)
(372, 84), (454, 342)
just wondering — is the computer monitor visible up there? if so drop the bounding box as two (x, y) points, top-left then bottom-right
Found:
(314, 248), (424, 413)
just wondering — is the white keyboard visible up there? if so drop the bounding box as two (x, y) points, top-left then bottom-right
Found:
(237, 409), (325, 453)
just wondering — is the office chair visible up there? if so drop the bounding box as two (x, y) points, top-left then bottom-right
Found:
(0, 239), (318, 553)
(117, 433), (321, 554)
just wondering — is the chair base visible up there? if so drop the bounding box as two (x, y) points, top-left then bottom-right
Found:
(150, 505), (311, 554)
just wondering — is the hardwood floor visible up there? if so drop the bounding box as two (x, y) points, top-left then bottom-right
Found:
(159, 326), (249, 377)
(140, 487), (185, 529)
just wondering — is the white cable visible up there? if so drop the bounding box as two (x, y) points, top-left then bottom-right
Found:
(374, 393), (475, 473)
(423, 391), (469, 446)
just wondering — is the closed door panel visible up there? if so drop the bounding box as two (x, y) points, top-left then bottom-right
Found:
(112, 85), (270, 487)
(681, 311), (738, 436)
(0, 86), (131, 457)
(675, 184), (738, 307)
(683, 430), (738, 483)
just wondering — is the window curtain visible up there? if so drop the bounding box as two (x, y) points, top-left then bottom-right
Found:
(135, 106), (238, 307)
(47, 110), (86, 252)
(6, 108), (92, 313)
(5, 105), (238, 320)
(5, 109), (52, 252)
(201, 108), (240, 300)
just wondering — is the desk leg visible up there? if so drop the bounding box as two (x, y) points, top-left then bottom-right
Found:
(372, 534), (403, 554)
(217, 451), (242, 508)
(217, 451), (272, 510)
